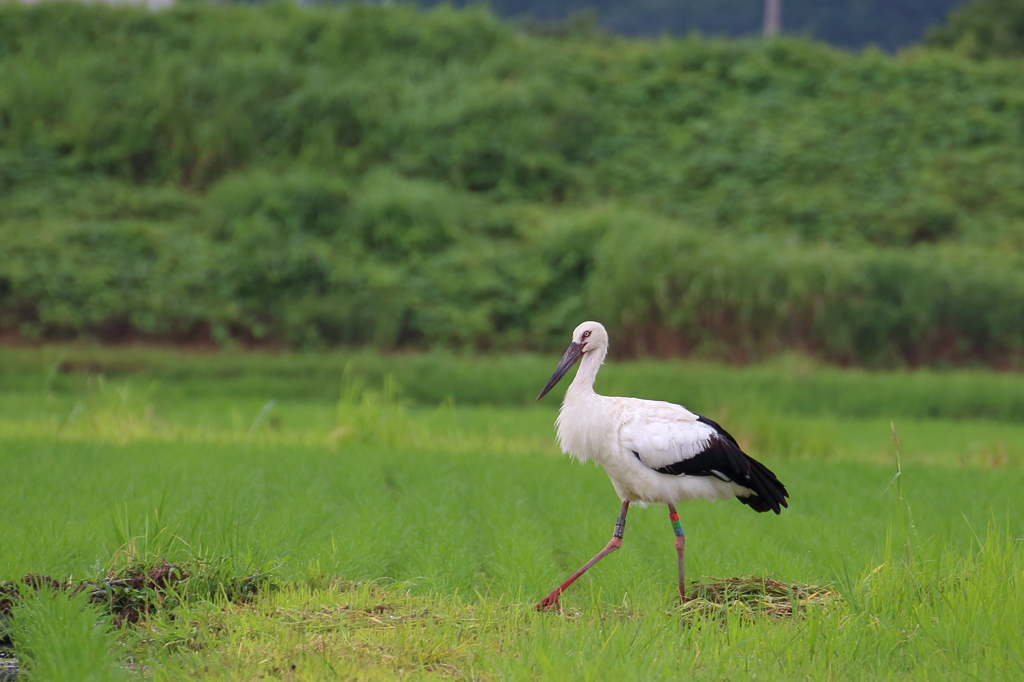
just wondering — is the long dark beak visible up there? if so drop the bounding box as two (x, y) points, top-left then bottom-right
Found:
(537, 342), (585, 401)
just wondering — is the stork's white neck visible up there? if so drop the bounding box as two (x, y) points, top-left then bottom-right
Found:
(556, 345), (610, 464)
(566, 346), (606, 398)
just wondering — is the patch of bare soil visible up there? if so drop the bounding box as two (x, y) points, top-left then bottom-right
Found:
(0, 561), (187, 638)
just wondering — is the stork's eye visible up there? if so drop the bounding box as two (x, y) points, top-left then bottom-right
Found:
(582, 330), (591, 339)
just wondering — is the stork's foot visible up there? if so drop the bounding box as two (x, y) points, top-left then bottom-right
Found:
(535, 591), (562, 611)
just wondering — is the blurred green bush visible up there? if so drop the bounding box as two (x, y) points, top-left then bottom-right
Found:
(2, 2), (1024, 365)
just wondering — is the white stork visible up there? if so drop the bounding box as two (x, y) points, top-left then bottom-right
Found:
(535, 321), (788, 610)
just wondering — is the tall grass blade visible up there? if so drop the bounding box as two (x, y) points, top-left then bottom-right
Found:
(10, 587), (129, 682)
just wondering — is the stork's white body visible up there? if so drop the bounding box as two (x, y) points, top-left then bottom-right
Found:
(556, 343), (752, 506)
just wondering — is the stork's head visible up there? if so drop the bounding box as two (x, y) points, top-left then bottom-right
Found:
(536, 321), (608, 401)
(571, 320), (608, 354)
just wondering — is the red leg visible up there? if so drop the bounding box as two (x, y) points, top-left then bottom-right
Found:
(668, 504), (686, 603)
(536, 500), (630, 611)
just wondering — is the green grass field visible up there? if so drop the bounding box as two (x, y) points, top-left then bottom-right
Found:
(2, 346), (1023, 680)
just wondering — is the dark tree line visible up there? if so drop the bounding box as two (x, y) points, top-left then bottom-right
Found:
(926, 0), (1024, 57)
(417, 0), (966, 51)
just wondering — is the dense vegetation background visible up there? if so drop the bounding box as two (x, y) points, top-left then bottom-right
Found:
(3, 1), (1024, 365)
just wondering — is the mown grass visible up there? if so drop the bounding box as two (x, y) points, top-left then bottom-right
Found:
(1, 346), (1023, 679)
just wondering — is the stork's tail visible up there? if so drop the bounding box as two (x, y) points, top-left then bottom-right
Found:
(737, 455), (789, 514)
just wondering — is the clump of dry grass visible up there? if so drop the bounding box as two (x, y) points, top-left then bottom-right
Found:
(680, 575), (839, 619)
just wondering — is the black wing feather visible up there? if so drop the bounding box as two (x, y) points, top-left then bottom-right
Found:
(647, 415), (790, 515)
(695, 415), (740, 446)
